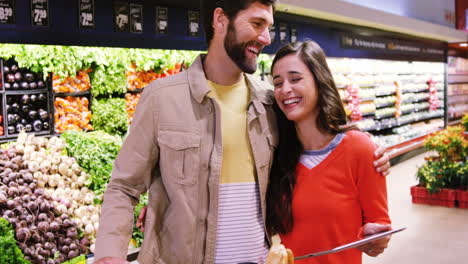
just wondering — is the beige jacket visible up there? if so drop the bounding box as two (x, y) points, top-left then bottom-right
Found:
(95, 55), (278, 264)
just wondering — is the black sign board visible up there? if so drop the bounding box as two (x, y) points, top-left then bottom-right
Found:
(129, 3), (143, 33)
(279, 23), (288, 43)
(340, 33), (445, 59)
(113, 0), (129, 32)
(78, 0), (95, 29)
(0, 0), (15, 24)
(155, 6), (168, 35)
(31, 0), (48, 26)
(187, 10), (199, 37)
(269, 24), (276, 43)
(290, 26), (297, 43)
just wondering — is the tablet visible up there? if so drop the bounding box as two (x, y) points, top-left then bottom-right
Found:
(294, 227), (407, 260)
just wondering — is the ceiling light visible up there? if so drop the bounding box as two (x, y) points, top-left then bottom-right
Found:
(460, 43), (468, 47)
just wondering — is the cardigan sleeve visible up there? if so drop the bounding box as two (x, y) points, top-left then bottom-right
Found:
(350, 131), (391, 225)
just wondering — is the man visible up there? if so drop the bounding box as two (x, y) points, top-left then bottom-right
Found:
(94, 1), (390, 263)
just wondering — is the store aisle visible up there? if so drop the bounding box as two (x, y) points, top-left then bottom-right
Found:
(363, 152), (468, 264)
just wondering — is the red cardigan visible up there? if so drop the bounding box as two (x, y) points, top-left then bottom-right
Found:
(280, 130), (390, 264)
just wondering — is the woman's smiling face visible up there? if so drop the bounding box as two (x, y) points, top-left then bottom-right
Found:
(272, 54), (319, 124)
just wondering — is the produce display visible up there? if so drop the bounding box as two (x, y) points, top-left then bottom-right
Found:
(126, 63), (181, 91)
(5, 93), (50, 135)
(91, 98), (128, 136)
(125, 93), (141, 123)
(2, 59), (46, 91)
(0, 142), (88, 263)
(0, 218), (29, 264)
(54, 96), (93, 133)
(52, 70), (92, 94)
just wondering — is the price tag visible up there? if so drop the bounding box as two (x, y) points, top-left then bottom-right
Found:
(187, 10), (199, 37)
(290, 26), (297, 43)
(31, 0), (48, 27)
(279, 23), (288, 43)
(129, 3), (143, 33)
(269, 24), (276, 43)
(155, 6), (168, 35)
(78, 0), (95, 29)
(0, 0), (15, 24)
(113, 0), (129, 32)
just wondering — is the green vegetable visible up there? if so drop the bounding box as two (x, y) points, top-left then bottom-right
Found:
(62, 254), (86, 264)
(91, 98), (128, 136)
(0, 218), (30, 264)
(132, 193), (148, 248)
(61, 130), (122, 195)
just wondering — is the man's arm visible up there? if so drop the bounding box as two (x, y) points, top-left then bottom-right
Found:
(94, 87), (159, 262)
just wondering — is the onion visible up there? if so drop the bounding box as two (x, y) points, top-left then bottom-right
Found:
(85, 223), (94, 234)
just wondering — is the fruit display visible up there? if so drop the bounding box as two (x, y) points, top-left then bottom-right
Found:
(52, 69), (92, 94)
(5, 93), (50, 135)
(54, 96), (93, 133)
(2, 59), (46, 91)
(125, 92), (141, 124)
(126, 63), (182, 91)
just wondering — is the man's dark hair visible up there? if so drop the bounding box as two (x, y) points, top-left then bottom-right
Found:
(201, 0), (277, 46)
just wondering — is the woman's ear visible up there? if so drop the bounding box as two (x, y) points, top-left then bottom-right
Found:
(213, 7), (227, 33)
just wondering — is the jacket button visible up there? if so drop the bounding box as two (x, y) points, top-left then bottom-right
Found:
(206, 105), (212, 113)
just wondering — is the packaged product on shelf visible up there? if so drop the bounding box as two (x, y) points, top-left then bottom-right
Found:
(52, 69), (92, 93)
(54, 96), (93, 133)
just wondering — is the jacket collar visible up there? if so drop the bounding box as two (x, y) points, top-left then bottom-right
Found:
(187, 54), (274, 108)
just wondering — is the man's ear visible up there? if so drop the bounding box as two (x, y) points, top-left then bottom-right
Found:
(213, 7), (227, 33)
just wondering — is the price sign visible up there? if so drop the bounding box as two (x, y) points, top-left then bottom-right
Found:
(279, 23), (288, 43)
(129, 3), (143, 33)
(0, 0), (15, 24)
(78, 0), (95, 29)
(187, 10), (199, 37)
(269, 24), (276, 43)
(31, 0), (48, 27)
(155, 6), (168, 35)
(113, 0), (129, 32)
(290, 26), (297, 43)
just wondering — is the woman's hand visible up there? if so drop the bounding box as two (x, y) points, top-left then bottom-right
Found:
(373, 146), (391, 176)
(357, 223), (392, 257)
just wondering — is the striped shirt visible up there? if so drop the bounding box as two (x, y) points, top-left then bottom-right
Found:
(214, 182), (268, 264)
(300, 133), (345, 169)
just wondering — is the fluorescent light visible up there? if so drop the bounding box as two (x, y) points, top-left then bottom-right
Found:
(460, 43), (468, 47)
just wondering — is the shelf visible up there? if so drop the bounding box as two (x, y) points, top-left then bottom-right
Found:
(363, 114), (444, 132)
(375, 112), (396, 120)
(402, 88), (428, 93)
(4, 88), (49, 95)
(54, 90), (91, 97)
(375, 91), (396, 97)
(361, 112), (375, 117)
(375, 102), (395, 108)
(447, 82), (468, 85)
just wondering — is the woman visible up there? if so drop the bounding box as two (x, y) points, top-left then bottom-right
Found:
(266, 40), (391, 264)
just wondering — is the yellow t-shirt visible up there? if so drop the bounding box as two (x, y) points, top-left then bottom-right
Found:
(207, 78), (256, 184)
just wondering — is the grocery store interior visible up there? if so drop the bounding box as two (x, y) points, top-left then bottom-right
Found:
(0, 0), (466, 263)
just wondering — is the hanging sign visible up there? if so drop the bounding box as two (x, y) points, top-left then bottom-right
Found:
(340, 33), (445, 59)
(187, 10), (199, 37)
(78, 0), (95, 29)
(31, 0), (48, 27)
(155, 6), (168, 35)
(0, 0), (15, 24)
(279, 23), (288, 43)
(129, 3), (143, 33)
(113, 0), (129, 32)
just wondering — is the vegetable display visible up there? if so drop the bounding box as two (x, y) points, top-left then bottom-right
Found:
(5, 93), (50, 135)
(3, 59), (45, 91)
(125, 93), (141, 124)
(54, 97), (93, 133)
(52, 70), (91, 94)
(0, 218), (29, 264)
(60, 130), (122, 195)
(126, 62), (182, 91)
(0, 142), (88, 263)
(91, 98), (128, 136)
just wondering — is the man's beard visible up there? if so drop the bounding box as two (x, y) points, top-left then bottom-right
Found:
(224, 22), (260, 74)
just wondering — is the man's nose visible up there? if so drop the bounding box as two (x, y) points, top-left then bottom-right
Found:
(258, 27), (271, 46)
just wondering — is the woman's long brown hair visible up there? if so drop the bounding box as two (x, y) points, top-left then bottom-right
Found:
(266, 40), (357, 235)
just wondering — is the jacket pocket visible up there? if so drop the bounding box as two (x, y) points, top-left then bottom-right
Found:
(157, 130), (200, 185)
